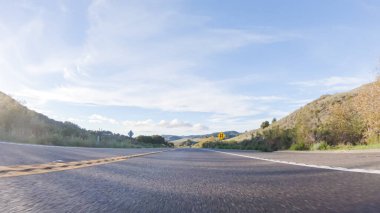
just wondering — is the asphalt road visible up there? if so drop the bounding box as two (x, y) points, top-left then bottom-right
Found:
(0, 141), (164, 166)
(1, 143), (380, 212)
(216, 149), (380, 170)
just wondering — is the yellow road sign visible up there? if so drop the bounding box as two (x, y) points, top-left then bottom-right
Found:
(218, 132), (225, 140)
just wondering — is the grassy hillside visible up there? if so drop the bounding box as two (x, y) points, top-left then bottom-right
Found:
(0, 92), (170, 148)
(208, 78), (380, 151)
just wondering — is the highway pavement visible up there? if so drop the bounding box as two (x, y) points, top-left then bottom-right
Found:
(215, 149), (380, 170)
(0, 141), (164, 166)
(1, 142), (380, 212)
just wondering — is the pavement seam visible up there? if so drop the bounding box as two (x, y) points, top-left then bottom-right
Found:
(0, 150), (170, 178)
(210, 150), (380, 175)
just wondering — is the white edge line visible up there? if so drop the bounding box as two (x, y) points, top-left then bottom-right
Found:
(209, 150), (380, 175)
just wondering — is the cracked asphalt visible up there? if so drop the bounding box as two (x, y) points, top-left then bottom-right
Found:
(1, 143), (380, 212)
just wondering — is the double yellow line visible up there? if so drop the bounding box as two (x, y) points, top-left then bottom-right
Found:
(0, 150), (167, 178)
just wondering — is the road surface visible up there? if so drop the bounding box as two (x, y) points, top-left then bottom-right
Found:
(1, 142), (380, 212)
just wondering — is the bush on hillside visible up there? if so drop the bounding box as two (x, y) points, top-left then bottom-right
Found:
(289, 142), (309, 151)
(136, 135), (173, 147)
(322, 103), (365, 145)
(260, 121), (270, 129)
(310, 141), (329, 150)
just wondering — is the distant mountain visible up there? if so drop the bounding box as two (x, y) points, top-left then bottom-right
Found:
(165, 131), (240, 144)
(162, 135), (184, 141)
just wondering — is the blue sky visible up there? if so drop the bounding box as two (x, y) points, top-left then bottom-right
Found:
(0, 0), (379, 135)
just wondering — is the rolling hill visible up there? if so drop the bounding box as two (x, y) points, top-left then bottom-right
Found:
(224, 78), (380, 150)
(0, 92), (166, 148)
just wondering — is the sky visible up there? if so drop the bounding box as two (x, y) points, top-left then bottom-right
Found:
(0, 0), (379, 136)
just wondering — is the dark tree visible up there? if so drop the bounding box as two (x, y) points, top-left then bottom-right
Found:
(261, 121), (270, 129)
(136, 135), (167, 145)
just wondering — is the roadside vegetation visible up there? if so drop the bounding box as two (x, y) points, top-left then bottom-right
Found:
(0, 92), (173, 148)
(201, 78), (380, 152)
(136, 135), (174, 147)
(177, 139), (197, 147)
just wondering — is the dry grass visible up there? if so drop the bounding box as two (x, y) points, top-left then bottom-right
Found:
(228, 78), (380, 150)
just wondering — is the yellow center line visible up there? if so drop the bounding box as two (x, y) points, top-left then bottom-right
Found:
(0, 150), (170, 178)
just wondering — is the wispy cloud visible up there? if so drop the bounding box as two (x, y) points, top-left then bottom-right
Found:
(89, 114), (119, 125)
(122, 118), (209, 134)
(157, 119), (209, 131)
(291, 76), (372, 92)
(2, 1), (375, 135)
(1, 0), (292, 121)
(240, 95), (288, 102)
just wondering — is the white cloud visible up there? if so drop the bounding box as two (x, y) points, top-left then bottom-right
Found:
(291, 76), (371, 92)
(286, 99), (314, 108)
(240, 95), (288, 102)
(0, 1), (301, 134)
(192, 123), (210, 131)
(89, 114), (119, 125)
(124, 118), (208, 130)
(122, 118), (209, 135)
(67, 117), (85, 123)
(269, 110), (291, 118)
(122, 119), (154, 127)
(159, 119), (193, 128)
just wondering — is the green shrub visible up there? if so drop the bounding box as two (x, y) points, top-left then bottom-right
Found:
(289, 142), (309, 151)
(136, 135), (168, 145)
(366, 133), (380, 144)
(310, 141), (330, 150)
(260, 121), (270, 129)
